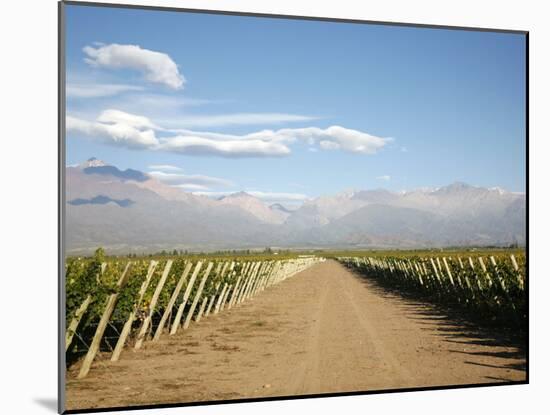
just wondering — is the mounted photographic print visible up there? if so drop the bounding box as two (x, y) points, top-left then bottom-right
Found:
(59, 1), (528, 413)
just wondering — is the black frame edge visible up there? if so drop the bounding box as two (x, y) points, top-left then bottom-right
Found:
(62, 0), (528, 35)
(58, 1), (67, 413)
(524, 31), (529, 385)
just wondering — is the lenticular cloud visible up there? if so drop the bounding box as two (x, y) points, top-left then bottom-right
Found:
(83, 43), (185, 90)
(67, 109), (391, 158)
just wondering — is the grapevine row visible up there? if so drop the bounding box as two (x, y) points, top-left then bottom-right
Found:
(65, 249), (323, 378)
(338, 253), (526, 326)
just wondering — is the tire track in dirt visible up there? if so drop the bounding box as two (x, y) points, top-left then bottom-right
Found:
(289, 273), (326, 394)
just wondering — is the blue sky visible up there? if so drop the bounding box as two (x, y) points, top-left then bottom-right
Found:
(65, 4), (526, 206)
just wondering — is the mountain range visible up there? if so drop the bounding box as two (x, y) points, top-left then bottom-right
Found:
(65, 158), (526, 254)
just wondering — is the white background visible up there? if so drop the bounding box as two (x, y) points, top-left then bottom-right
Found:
(0, 0), (546, 414)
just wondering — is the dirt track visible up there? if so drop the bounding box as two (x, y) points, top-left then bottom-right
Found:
(66, 260), (526, 410)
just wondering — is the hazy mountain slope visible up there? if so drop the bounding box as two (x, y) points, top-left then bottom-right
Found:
(66, 160), (277, 253)
(65, 159), (526, 253)
(218, 192), (288, 224)
(66, 196), (276, 253)
(280, 183), (525, 248)
(270, 203), (295, 215)
(284, 190), (365, 228)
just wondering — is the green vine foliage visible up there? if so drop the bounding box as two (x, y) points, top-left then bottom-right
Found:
(340, 253), (526, 328)
(65, 247), (106, 326)
(65, 250), (318, 366)
(110, 260), (149, 322)
(155, 258), (188, 314)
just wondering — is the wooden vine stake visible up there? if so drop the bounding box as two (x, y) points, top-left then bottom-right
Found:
(243, 262), (261, 301)
(413, 261), (424, 286)
(450, 257), (464, 288)
(65, 262), (106, 351)
(265, 261), (281, 289)
(65, 297), (92, 351)
(456, 256), (472, 293)
(183, 262), (214, 330)
(213, 283), (228, 314)
(152, 261), (193, 342)
(260, 261), (275, 290)
(239, 262), (260, 304)
(204, 283), (221, 318)
(442, 257), (455, 287)
(257, 262), (273, 292)
(478, 257), (493, 287)
(254, 262), (272, 295)
(248, 263), (265, 298)
(236, 264), (253, 305)
(135, 260), (173, 349)
(195, 298), (209, 323)
(490, 256), (507, 292)
(219, 283), (232, 311)
(227, 264), (248, 309)
(169, 261), (203, 335)
(78, 262), (132, 378)
(196, 262), (223, 322)
(111, 260), (158, 361)
(468, 257), (484, 292)
(429, 258), (443, 287)
(510, 254), (524, 289)
(205, 261), (231, 317)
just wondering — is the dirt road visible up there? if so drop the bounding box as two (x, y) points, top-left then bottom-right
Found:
(66, 260), (526, 410)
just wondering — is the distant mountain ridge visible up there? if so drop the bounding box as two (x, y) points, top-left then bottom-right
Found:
(65, 159), (526, 254)
(270, 203), (295, 214)
(81, 158), (149, 182)
(218, 191), (289, 224)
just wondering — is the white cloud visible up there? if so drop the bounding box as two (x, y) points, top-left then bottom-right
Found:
(83, 43), (185, 90)
(67, 109), (391, 158)
(190, 191), (233, 198)
(66, 115), (159, 149)
(124, 94), (211, 110)
(319, 140), (340, 150)
(173, 183), (210, 191)
(246, 191), (309, 202)
(97, 109), (160, 130)
(308, 126), (390, 154)
(162, 125), (390, 156)
(147, 164), (182, 172)
(240, 126), (391, 155)
(67, 111), (288, 157)
(148, 170), (234, 188)
(376, 175), (391, 181)
(162, 113), (317, 128)
(158, 135), (291, 158)
(66, 83), (145, 98)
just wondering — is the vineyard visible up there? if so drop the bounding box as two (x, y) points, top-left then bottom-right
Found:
(66, 248), (526, 383)
(65, 248), (527, 409)
(65, 248), (323, 378)
(338, 251), (526, 328)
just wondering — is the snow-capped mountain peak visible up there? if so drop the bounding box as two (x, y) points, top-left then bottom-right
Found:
(80, 157), (107, 169)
